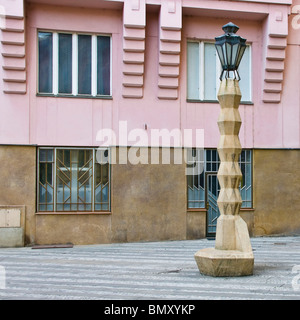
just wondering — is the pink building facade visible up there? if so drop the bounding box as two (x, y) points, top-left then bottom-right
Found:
(0, 0), (299, 246)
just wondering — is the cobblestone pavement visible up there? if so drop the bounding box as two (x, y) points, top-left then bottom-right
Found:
(0, 236), (300, 300)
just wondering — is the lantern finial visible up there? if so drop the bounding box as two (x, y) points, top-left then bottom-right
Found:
(222, 22), (239, 34)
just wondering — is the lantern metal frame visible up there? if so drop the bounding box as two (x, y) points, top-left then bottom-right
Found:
(215, 22), (247, 81)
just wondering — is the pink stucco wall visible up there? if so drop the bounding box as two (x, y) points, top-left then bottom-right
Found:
(0, 0), (299, 149)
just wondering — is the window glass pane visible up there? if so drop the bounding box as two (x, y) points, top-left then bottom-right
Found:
(39, 149), (47, 162)
(241, 163), (245, 188)
(246, 149), (251, 162)
(187, 148), (205, 208)
(56, 149), (71, 211)
(206, 149), (211, 161)
(97, 36), (111, 95)
(47, 186), (53, 204)
(200, 171), (204, 188)
(246, 163), (251, 186)
(56, 149), (94, 212)
(38, 32), (53, 93)
(204, 43), (217, 100)
(241, 150), (245, 162)
(187, 42), (200, 100)
(94, 160), (110, 211)
(59, 33), (72, 94)
(77, 150), (93, 211)
(47, 149), (53, 162)
(39, 184), (46, 203)
(39, 204), (46, 211)
(47, 163), (53, 185)
(246, 187), (252, 203)
(78, 35), (92, 94)
(38, 148), (54, 211)
(238, 45), (251, 101)
(212, 150), (217, 161)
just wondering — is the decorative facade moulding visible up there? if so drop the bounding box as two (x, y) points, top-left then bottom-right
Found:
(121, 0), (182, 100)
(262, 6), (289, 103)
(158, 0), (182, 100)
(0, 0), (26, 94)
(122, 0), (146, 98)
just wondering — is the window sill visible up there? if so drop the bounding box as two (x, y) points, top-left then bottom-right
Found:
(186, 99), (254, 105)
(36, 211), (112, 215)
(36, 93), (113, 100)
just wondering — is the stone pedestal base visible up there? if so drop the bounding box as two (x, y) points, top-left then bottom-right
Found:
(194, 248), (254, 277)
(194, 215), (254, 277)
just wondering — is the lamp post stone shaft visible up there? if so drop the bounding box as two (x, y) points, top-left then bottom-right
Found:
(194, 79), (254, 277)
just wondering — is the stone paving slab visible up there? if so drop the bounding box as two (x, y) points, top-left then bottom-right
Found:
(0, 236), (300, 300)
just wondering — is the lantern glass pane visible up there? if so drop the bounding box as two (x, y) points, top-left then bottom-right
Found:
(216, 45), (225, 67)
(225, 42), (232, 69)
(232, 43), (239, 69)
(222, 43), (227, 69)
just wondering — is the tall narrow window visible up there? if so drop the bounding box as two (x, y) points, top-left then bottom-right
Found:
(78, 35), (92, 95)
(58, 33), (72, 94)
(187, 41), (251, 102)
(38, 32), (53, 93)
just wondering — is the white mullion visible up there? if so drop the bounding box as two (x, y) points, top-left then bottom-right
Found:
(91, 35), (97, 96)
(199, 42), (204, 101)
(52, 32), (58, 95)
(72, 34), (78, 96)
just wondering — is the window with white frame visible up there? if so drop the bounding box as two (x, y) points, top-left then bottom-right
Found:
(187, 41), (252, 102)
(38, 148), (110, 212)
(38, 31), (111, 96)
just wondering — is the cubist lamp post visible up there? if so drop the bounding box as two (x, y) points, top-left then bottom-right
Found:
(194, 23), (254, 277)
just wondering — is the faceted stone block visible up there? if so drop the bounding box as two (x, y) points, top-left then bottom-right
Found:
(194, 248), (254, 277)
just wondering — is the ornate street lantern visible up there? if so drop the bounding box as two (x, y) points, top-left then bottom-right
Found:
(215, 22), (247, 80)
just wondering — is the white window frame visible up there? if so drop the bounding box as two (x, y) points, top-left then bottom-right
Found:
(187, 40), (252, 103)
(38, 30), (112, 97)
